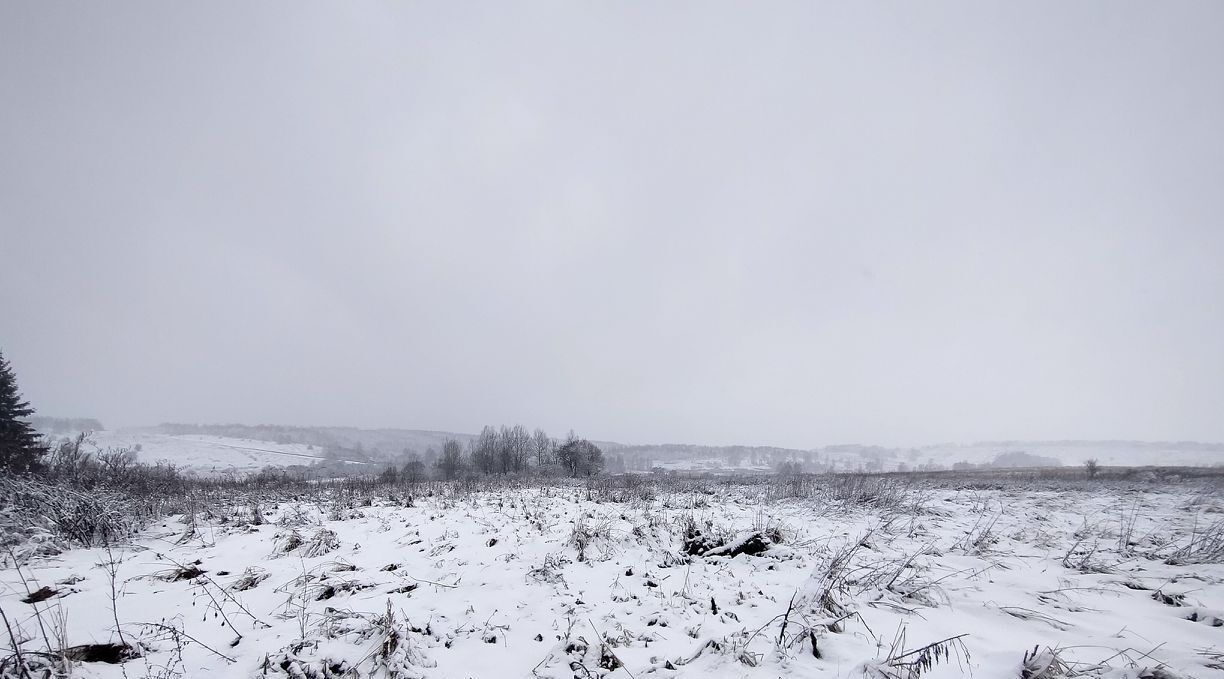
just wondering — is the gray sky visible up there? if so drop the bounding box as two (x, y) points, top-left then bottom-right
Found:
(2, 2), (1222, 448)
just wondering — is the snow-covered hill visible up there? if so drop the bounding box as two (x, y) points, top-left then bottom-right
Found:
(70, 431), (333, 475)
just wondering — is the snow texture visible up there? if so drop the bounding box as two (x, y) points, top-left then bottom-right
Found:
(2, 480), (1223, 677)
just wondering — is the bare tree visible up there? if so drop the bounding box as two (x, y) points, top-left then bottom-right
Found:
(471, 426), (499, 475)
(556, 432), (605, 478)
(532, 428), (554, 468)
(437, 439), (465, 480)
(378, 465), (399, 484)
(504, 424), (531, 473)
(1085, 458), (1100, 479)
(495, 425), (513, 474)
(401, 453), (426, 483)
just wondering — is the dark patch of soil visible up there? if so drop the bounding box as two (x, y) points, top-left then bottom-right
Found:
(1154, 591), (1187, 607)
(21, 586), (58, 604)
(704, 533), (771, 558)
(63, 643), (139, 664)
(682, 527), (719, 556)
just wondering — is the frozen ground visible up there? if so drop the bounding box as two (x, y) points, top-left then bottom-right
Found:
(3, 477), (1224, 678)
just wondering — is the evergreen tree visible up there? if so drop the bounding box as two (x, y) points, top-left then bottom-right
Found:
(0, 350), (47, 472)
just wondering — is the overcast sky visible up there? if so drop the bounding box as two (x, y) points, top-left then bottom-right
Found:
(2, 3), (1222, 448)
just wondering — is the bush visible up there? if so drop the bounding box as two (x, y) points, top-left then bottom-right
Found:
(0, 475), (138, 553)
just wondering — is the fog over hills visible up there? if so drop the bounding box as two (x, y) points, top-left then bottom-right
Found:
(33, 418), (1224, 476)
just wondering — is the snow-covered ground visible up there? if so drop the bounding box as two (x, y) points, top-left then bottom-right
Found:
(75, 432), (331, 474)
(3, 478), (1224, 677)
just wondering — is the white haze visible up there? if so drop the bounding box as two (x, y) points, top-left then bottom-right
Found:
(2, 3), (1223, 449)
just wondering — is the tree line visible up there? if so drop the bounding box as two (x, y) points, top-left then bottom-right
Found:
(389, 424), (605, 482)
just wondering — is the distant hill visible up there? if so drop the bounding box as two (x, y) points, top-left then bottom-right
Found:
(31, 420), (1224, 475)
(151, 422), (475, 457)
(911, 440), (1224, 470)
(593, 440), (1224, 473)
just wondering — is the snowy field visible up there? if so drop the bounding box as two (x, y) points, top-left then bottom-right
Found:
(77, 432), (331, 474)
(3, 476), (1224, 678)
